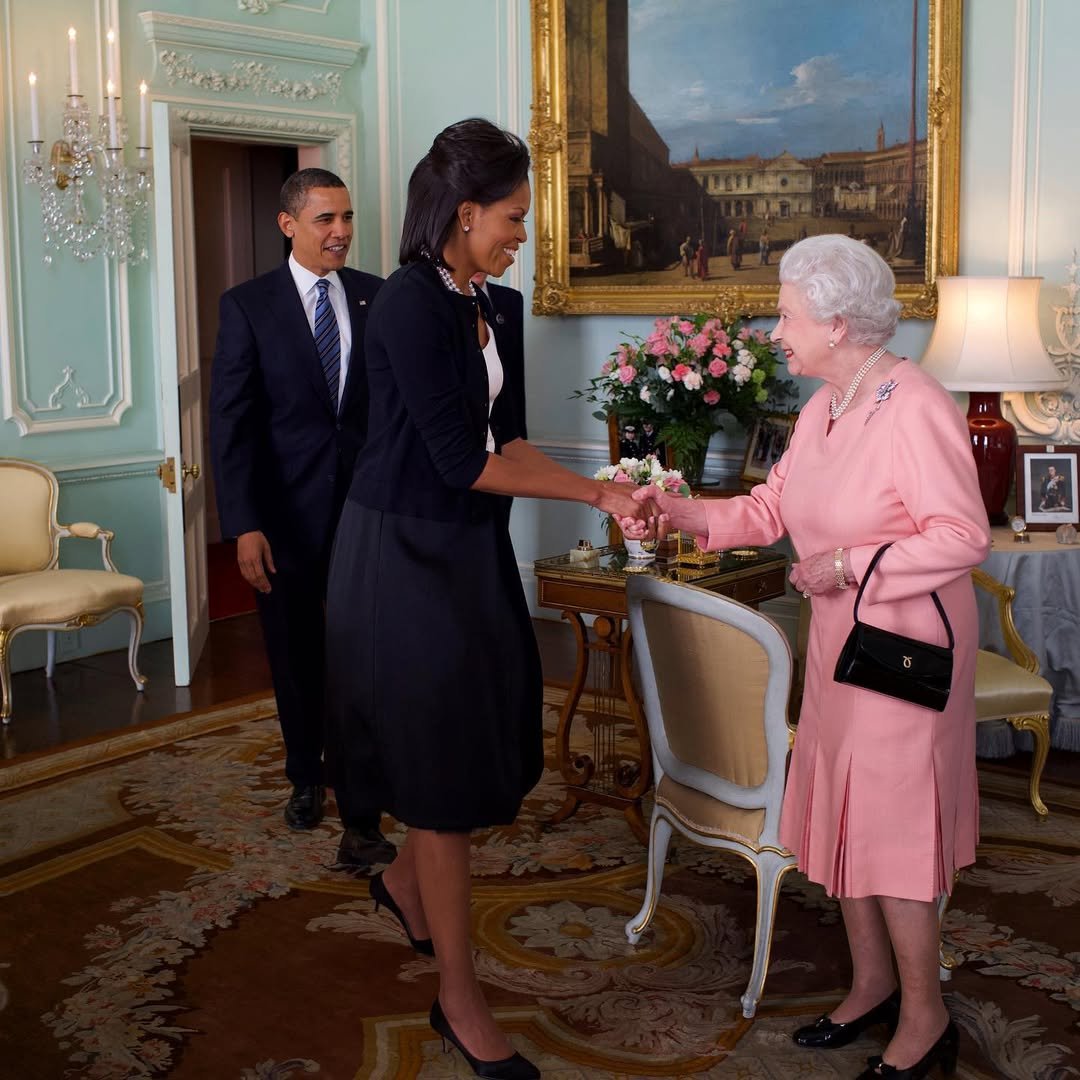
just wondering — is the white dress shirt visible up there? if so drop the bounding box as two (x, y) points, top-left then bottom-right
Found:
(288, 252), (352, 408)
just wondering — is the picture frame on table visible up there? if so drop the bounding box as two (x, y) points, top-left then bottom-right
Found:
(529, 0), (962, 318)
(741, 412), (798, 484)
(1016, 447), (1079, 529)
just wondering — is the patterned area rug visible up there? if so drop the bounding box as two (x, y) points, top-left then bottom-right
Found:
(2, 693), (1078, 1079)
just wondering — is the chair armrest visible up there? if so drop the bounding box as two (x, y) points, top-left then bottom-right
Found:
(971, 567), (1040, 674)
(57, 521), (118, 572)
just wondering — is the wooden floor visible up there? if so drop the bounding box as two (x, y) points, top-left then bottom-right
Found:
(3, 614), (1073, 791)
(2, 614), (578, 761)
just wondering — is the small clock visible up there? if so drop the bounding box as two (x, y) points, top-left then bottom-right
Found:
(1009, 515), (1031, 543)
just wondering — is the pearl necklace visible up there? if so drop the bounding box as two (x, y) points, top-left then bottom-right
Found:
(433, 259), (475, 297)
(829, 345), (887, 420)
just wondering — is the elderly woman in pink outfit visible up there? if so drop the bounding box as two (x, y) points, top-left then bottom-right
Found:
(623, 234), (990, 1080)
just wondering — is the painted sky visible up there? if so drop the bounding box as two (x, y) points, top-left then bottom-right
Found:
(627, 0), (929, 163)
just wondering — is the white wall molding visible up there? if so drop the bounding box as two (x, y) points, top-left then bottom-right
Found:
(238, 0), (332, 14)
(1006, 0), (1032, 275)
(374, 0), (393, 276)
(1, 3), (135, 436)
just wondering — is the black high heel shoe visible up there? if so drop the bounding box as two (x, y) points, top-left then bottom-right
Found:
(792, 988), (901, 1048)
(369, 871), (434, 957)
(430, 999), (540, 1079)
(856, 1020), (959, 1079)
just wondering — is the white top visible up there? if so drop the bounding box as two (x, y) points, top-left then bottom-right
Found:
(481, 330), (504, 452)
(288, 252), (352, 408)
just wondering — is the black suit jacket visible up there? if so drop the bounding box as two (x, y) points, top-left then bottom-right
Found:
(482, 280), (527, 443)
(347, 261), (526, 522)
(210, 261), (384, 568)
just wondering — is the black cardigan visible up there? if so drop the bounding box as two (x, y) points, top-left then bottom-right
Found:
(347, 261), (526, 522)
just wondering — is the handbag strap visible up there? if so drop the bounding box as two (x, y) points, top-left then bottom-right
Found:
(851, 542), (955, 650)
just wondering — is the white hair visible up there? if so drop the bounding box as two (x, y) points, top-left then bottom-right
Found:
(778, 234), (901, 345)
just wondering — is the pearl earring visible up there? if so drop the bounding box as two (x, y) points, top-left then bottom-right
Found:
(828, 340), (836, 349)
(463, 224), (470, 233)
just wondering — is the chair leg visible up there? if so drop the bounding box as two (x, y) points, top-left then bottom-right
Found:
(1008, 713), (1051, 818)
(45, 630), (57, 679)
(625, 813), (673, 944)
(127, 608), (148, 692)
(0, 628), (11, 724)
(741, 853), (794, 1018)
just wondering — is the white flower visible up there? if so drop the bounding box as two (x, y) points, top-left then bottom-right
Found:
(658, 365), (673, 383)
(732, 364), (752, 385)
(594, 464), (618, 481)
(639, 386), (651, 403)
(666, 388), (675, 400)
(683, 371), (703, 391)
(737, 348), (756, 368)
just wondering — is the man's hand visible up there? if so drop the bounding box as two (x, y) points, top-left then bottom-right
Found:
(236, 530), (276, 593)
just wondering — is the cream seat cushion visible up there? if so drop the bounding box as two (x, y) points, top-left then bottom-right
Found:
(0, 569), (143, 626)
(655, 773), (766, 847)
(975, 648), (1053, 721)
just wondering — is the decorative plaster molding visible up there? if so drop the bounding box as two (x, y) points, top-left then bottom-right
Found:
(171, 106), (353, 185)
(158, 51), (342, 102)
(238, 0), (331, 12)
(44, 368), (92, 411)
(140, 12), (362, 69)
(1007, 250), (1080, 444)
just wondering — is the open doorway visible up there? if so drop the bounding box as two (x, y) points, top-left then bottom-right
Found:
(190, 138), (298, 621)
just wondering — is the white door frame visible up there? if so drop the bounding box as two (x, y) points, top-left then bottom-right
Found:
(150, 98), (357, 685)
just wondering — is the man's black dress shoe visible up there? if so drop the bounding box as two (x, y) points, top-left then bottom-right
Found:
(430, 999), (540, 1079)
(855, 1019), (959, 1078)
(335, 825), (397, 869)
(370, 871), (434, 956)
(283, 784), (325, 831)
(792, 988), (901, 1049)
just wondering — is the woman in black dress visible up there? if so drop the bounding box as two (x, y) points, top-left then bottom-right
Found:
(325, 119), (647, 1079)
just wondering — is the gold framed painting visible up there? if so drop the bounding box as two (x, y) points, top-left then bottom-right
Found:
(529, 0), (962, 319)
(741, 411), (798, 484)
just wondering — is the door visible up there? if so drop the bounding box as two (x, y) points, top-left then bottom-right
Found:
(152, 105), (209, 685)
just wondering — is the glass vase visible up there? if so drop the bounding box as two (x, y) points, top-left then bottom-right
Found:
(674, 443), (708, 487)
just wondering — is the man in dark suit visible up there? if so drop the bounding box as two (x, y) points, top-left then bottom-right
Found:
(210, 168), (393, 867)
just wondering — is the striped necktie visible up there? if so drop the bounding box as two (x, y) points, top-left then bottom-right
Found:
(314, 278), (341, 408)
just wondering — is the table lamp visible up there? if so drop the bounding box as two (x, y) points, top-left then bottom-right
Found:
(918, 276), (1067, 524)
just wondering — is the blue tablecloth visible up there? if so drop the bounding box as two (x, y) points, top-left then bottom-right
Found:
(976, 527), (1080, 755)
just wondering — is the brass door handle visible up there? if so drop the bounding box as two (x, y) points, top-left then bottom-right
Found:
(182, 463), (201, 481)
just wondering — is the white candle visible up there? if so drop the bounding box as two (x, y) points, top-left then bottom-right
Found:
(28, 72), (40, 141)
(106, 29), (121, 104)
(67, 27), (79, 96)
(106, 80), (118, 147)
(138, 81), (148, 147)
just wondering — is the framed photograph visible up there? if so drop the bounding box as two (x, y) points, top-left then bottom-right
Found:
(530, 0), (962, 318)
(741, 412), (797, 484)
(1016, 447), (1080, 529)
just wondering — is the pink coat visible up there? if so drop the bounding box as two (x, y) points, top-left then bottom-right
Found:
(699, 360), (990, 900)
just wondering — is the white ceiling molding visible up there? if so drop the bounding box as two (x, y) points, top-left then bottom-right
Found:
(238, 0), (332, 13)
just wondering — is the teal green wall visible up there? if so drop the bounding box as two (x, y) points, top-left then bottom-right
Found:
(3, 0), (1079, 673)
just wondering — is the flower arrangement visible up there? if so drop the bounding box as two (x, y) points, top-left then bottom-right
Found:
(576, 315), (796, 480)
(594, 454), (691, 495)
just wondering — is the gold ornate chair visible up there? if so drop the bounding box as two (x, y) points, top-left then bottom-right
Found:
(0, 458), (147, 723)
(972, 567), (1052, 818)
(623, 575), (796, 1018)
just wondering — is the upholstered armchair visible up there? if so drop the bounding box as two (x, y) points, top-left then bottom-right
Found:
(623, 575), (796, 1018)
(0, 458), (147, 723)
(972, 567), (1052, 817)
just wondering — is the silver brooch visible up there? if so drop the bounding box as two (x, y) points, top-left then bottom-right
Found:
(865, 379), (899, 424)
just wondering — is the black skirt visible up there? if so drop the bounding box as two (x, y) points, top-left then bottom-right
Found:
(325, 499), (544, 831)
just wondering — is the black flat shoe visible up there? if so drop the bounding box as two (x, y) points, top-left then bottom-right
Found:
(856, 1021), (959, 1079)
(283, 784), (325, 830)
(793, 988), (901, 1049)
(430, 999), (539, 1079)
(370, 871), (434, 957)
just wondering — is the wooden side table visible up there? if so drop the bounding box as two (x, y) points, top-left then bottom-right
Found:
(534, 543), (788, 841)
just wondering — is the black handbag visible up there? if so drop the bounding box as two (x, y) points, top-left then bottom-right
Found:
(833, 542), (954, 711)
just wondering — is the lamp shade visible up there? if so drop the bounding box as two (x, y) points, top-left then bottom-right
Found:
(919, 277), (1066, 391)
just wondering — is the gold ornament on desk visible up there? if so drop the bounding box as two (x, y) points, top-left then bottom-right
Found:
(1009, 515), (1031, 543)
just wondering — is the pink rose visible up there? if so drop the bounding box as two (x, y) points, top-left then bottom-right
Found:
(678, 320), (694, 334)
(737, 327), (751, 341)
(703, 389), (720, 405)
(617, 364), (636, 384)
(708, 358), (728, 377)
(753, 329), (768, 344)
(688, 333), (710, 357)
(672, 363), (691, 381)
(601, 361), (613, 375)
(613, 471), (633, 483)
(713, 342), (732, 358)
